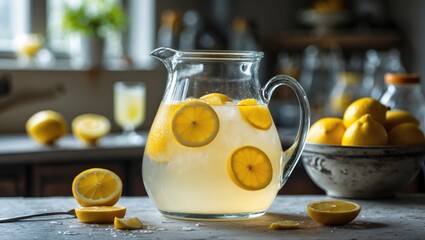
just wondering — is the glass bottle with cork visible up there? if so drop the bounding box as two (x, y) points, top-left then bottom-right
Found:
(380, 73), (425, 131)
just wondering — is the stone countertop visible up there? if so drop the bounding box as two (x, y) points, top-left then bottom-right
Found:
(0, 133), (147, 164)
(0, 195), (424, 240)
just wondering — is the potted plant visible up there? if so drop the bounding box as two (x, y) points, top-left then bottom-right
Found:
(62, 0), (126, 68)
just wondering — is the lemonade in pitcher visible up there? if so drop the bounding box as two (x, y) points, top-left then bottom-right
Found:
(142, 48), (310, 219)
(143, 96), (284, 217)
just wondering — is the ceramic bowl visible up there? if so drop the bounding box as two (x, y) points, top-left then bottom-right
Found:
(301, 143), (425, 199)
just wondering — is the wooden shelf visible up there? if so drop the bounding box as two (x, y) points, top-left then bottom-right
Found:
(260, 30), (402, 51)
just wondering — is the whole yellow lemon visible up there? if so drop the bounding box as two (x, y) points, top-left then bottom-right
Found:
(343, 97), (389, 128)
(385, 110), (420, 131)
(26, 110), (68, 145)
(388, 123), (425, 145)
(307, 118), (346, 145)
(342, 114), (388, 146)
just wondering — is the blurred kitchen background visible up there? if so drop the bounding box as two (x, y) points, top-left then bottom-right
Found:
(0, 0), (424, 196)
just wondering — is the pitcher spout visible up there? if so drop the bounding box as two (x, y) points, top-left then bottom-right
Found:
(150, 47), (178, 62)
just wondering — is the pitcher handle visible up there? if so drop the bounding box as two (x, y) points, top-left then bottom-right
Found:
(261, 75), (311, 189)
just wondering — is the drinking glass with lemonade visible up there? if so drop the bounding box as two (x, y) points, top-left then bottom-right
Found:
(114, 81), (146, 144)
(142, 48), (310, 220)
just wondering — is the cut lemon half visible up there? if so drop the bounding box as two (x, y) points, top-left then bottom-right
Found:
(237, 98), (272, 130)
(227, 146), (273, 191)
(200, 93), (233, 105)
(72, 113), (111, 145)
(307, 200), (361, 225)
(114, 217), (144, 230)
(75, 206), (126, 223)
(172, 99), (219, 147)
(72, 168), (123, 207)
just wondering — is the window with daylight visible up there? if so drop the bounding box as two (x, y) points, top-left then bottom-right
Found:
(0, 0), (29, 53)
(0, 0), (155, 69)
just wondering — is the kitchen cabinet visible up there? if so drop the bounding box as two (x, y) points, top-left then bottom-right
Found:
(0, 165), (27, 196)
(0, 134), (147, 197)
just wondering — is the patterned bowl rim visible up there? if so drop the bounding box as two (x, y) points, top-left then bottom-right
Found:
(303, 142), (425, 157)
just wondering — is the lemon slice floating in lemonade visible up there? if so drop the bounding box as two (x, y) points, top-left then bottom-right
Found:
(200, 93), (233, 105)
(172, 99), (220, 147)
(72, 168), (123, 207)
(307, 200), (361, 225)
(75, 206), (126, 223)
(237, 98), (272, 130)
(227, 146), (273, 191)
(145, 103), (181, 162)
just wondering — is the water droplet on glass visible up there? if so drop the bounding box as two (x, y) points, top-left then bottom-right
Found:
(57, 231), (62, 235)
(49, 221), (63, 225)
(181, 227), (194, 231)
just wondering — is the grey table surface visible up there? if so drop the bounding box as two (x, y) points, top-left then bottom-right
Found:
(0, 195), (424, 240)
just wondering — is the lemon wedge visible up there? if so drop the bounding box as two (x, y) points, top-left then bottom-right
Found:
(75, 206), (126, 223)
(171, 99), (219, 147)
(227, 146), (273, 191)
(114, 217), (143, 230)
(237, 98), (272, 130)
(307, 200), (361, 225)
(72, 168), (123, 207)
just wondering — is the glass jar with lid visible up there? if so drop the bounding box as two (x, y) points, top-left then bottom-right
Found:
(380, 73), (425, 131)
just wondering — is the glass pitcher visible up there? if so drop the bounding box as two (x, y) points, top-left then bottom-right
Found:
(143, 47), (310, 220)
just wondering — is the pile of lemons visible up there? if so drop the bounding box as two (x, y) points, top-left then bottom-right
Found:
(26, 110), (111, 145)
(308, 97), (425, 146)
